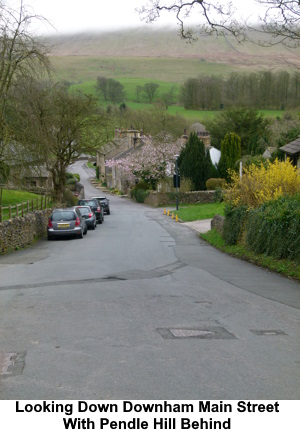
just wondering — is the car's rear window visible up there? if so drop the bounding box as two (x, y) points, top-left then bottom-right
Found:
(52, 211), (76, 221)
(78, 200), (96, 207)
(86, 200), (97, 206)
(78, 207), (90, 214)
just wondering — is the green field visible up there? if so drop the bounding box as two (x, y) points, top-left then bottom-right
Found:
(0, 189), (42, 205)
(69, 77), (285, 121)
(49, 29), (292, 121)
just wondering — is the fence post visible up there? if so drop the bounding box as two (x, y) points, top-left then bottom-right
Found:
(31, 200), (34, 211)
(40, 195), (43, 210)
(27, 201), (29, 214)
(9, 205), (11, 219)
(21, 202), (24, 217)
(16, 204), (18, 217)
(36, 198), (38, 210)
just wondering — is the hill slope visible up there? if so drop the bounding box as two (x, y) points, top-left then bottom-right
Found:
(45, 27), (299, 70)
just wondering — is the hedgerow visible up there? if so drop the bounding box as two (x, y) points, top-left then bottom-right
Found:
(246, 195), (300, 261)
(222, 159), (300, 261)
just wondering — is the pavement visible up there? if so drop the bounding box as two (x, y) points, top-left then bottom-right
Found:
(162, 209), (212, 233)
(184, 218), (212, 233)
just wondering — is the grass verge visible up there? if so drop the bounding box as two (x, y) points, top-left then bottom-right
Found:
(201, 229), (300, 281)
(173, 202), (224, 222)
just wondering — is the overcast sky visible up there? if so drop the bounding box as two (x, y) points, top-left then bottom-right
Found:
(15, 0), (263, 35)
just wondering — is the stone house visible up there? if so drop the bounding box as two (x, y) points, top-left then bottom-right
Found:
(96, 124), (213, 193)
(96, 127), (143, 193)
(279, 138), (300, 169)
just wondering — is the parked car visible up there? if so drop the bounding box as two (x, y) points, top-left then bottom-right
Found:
(77, 198), (104, 224)
(76, 205), (97, 230)
(90, 196), (110, 215)
(47, 207), (87, 240)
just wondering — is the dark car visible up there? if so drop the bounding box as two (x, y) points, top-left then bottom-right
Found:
(77, 199), (104, 224)
(47, 208), (87, 240)
(76, 205), (97, 230)
(90, 196), (110, 215)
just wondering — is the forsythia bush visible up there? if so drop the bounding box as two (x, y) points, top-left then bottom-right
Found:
(225, 159), (300, 209)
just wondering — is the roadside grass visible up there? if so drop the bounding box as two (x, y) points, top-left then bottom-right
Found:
(0, 189), (52, 222)
(201, 229), (300, 281)
(172, 202), (225, 222)
(0, 189), (42, 205)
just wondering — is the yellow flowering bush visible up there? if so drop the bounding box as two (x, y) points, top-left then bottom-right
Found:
(225, 159), (300, 209)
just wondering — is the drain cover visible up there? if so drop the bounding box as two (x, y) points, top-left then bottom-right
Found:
(251, 330), (287, 336)
(170, 329), (215, 338)
(0, 352), (26, 377)
(157, 326), (236, 339)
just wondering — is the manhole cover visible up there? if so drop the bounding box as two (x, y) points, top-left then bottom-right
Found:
(157, 326), (236, 340)
(0, 352), (26, 377)
(251, 330), (287, 336)
(170, 329), (215, 338)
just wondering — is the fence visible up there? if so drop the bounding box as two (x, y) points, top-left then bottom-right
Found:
(0, 195), (52, 223)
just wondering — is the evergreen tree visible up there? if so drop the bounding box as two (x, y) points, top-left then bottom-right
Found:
(177, 132), (213, 190)
(218, 132), (242, 181)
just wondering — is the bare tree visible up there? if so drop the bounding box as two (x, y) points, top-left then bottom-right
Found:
(254, 0), (300, 47)
(0, 0), (51, 181)
(11, 79), (108, 201)
(138, 1), (300, 46)
(137, 0), (245, 42)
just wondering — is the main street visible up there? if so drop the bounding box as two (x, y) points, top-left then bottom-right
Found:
(0, 161), (299, 399)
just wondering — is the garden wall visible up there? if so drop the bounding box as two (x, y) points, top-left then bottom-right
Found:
(144, 190), (215, 207)
(0, 209), (52, 254)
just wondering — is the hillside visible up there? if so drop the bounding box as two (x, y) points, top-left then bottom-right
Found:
(46, 28), (292, 62)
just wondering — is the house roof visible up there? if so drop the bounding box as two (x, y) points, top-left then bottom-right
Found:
(279, 138), (300, 155)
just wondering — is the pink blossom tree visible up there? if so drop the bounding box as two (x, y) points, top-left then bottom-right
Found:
(105, 134), (185, 189)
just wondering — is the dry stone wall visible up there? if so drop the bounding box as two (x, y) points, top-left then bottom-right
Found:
(144, 191), (215, 207)
(0, 209), (52, 254)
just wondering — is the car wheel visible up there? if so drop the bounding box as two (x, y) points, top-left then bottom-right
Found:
(84, 225), (88, 235)
(107, 209), (110, 215)
(99, 216), (103, 224)
(78, 228), (84, 239)
(91, 222), (96, 230)
(47, 235), (53, 241)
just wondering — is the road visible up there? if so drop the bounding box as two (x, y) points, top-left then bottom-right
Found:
(0, 160), (299, 399)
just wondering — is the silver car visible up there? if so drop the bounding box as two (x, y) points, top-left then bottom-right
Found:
(47, 208), (87, 240)
(76, 205), (97, 230)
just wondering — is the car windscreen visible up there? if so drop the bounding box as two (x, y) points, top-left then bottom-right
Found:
(52, 211), (76, 221)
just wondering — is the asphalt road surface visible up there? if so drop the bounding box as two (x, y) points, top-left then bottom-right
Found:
(0, 161), (299, 399)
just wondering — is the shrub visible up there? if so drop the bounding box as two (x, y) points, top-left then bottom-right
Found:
(73, 173), (80, 182)
(223, 203), (248, 245)
(246, 195), (300, 261)
(226, 159), (300, 209)
(135, 189), (149, 203)
(63, 190), (78, 206)
(66, 177), (77, 185)
(206, 178), (226, 190)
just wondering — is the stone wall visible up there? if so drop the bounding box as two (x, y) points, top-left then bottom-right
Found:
(211, 214), (225, 235)
(0, 209), (52, 254)
(144, 190), (215, 207)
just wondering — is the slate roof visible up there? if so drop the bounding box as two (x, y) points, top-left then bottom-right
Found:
(279, 138), (300, 155)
